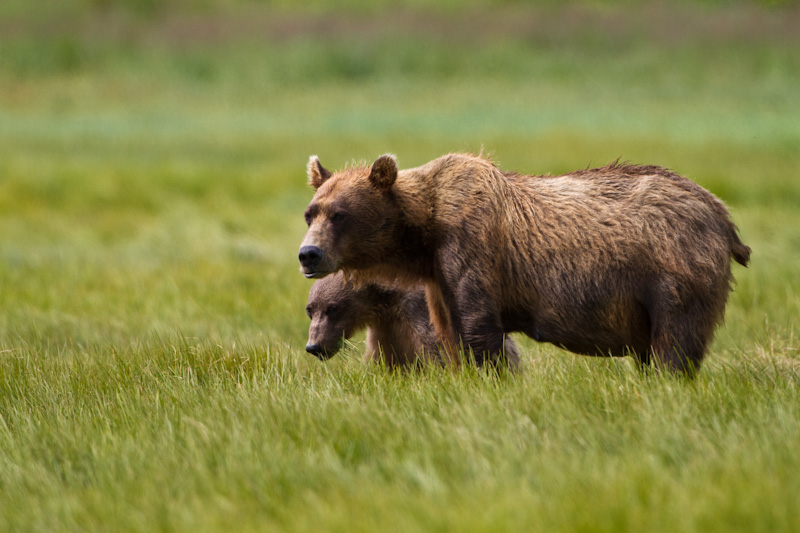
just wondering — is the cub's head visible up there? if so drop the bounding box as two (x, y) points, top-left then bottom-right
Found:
(298, 154), (399, 279)
(305, 273), (368, 360)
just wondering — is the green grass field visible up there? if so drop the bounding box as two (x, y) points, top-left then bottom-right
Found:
(1, 1), (799, 531)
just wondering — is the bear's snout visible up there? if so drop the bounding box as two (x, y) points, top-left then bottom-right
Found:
(299, 245), (323, 275)
(305, 342), (323, 356)
(305, 342), (337, 360)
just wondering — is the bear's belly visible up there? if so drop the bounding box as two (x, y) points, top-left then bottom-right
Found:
(504, 303), (651, 357)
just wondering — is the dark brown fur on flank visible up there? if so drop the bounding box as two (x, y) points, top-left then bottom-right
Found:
(299, 153), (750, 375)
(305, 272), (520, 370)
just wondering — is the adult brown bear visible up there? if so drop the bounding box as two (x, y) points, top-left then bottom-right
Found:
(298, 153), (750, 375)
(305, 273), (519, 370)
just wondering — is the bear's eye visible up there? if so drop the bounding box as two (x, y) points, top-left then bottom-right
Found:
(325, 304), (339, 317)
(330, 211), (346, 225)
(304, 212), (313, 226)
(305, 306), (312, 318)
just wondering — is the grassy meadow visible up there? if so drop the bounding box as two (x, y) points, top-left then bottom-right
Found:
(1, 1), (799, 530)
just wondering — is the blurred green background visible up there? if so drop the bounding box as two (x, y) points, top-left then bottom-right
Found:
(2, 2), (800, 531)
(2, 0), (798, 351)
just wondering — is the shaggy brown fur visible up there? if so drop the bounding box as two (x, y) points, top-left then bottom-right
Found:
(299, 153), (750, 375)
(305, 272), (520, 370)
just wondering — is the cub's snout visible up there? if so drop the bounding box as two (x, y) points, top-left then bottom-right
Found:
(305, 340), (342, 360)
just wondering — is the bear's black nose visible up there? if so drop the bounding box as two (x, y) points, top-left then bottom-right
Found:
(305, 343), (320, 354)
(298, 245), (323, 269)
(306, 344), (336, 361)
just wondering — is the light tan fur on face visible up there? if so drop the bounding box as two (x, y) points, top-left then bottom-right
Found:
(300, 157), (409, 281)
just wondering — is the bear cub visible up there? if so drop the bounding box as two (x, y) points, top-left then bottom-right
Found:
(305, 273), (519, 370)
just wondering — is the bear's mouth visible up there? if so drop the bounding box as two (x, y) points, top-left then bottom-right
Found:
(307, 338), (343, 360)
(302, 269), (328, 279)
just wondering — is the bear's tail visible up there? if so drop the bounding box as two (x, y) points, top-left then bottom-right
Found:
(728, 221), (751, 267)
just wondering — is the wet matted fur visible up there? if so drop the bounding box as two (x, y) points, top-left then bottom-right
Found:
(299, 153), (750, 375)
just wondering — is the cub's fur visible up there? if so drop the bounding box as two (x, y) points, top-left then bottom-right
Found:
(305, 273), (519, 369)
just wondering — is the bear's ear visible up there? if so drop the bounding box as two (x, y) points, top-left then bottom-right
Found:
(307, 155), (332, 189)
(368, 154), (398, 191)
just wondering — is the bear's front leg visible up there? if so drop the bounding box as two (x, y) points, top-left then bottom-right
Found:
(448, 273), (518, 371)
(460, 307), (518, 370)
(424, 282), (461, 367)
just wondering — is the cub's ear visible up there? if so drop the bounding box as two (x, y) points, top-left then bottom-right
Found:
(307, 155), (332, 189)
(368, 154), (398, 191)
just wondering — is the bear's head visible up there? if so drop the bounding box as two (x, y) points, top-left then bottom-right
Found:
(305, 273), (367, 359)
(298, 154), (400, 279)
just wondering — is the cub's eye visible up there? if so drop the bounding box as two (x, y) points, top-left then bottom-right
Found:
(325, 305), (339, 317)
(330, 212), (346, 225)
(305, 306), (312, 318)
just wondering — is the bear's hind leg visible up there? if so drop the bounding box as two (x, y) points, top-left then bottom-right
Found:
(645, 276), (724, 377)
(648, 307), (714, 377)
